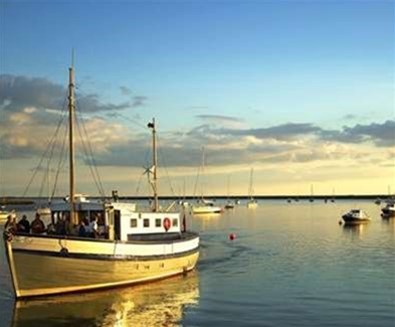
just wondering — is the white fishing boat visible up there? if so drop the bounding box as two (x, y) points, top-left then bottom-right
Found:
(342, 209), (371, 224)
(246, 168), (258, 209)
(2, 64), (199, 299)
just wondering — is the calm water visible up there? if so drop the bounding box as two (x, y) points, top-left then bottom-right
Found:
(0, 200), (394, 326)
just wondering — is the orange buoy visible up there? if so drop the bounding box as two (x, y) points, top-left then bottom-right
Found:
(229, 233), (236, 241)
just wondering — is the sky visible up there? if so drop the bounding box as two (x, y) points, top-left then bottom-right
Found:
(0, 0), (394, 197)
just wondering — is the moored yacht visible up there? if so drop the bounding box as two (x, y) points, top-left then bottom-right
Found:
(192, 199), (222, 214)
(381, 201), (395, 218)
(342, 209), (371, 224)
(224, 201), (235, 209)
(246, 168), (258, 209)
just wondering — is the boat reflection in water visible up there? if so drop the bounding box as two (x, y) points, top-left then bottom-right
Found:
(12, 272), (199, 327)
(342, 223), (368, 239)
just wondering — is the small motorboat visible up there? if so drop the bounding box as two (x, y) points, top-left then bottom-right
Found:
(381, 201), (395, 218)
(192, 200), (222, 214)
(224, 201), (235, 209)
(342, 209), (371, 224)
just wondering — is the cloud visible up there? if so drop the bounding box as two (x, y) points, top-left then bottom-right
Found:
(319, 120), (395, 147)
(195, 114), (245, 129)
(0, 75), (64, 113)
(0, 74), (145, 115)
(131, 96), (147, 108)
(342, 114), (357, 120)
(217, 123), (321, 140)
(120, 86), (133, 96)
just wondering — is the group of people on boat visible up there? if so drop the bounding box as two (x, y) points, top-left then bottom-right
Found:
(4, 212), (105, 239)
(5, 213), (46, 235)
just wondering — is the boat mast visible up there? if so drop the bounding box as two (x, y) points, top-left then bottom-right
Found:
(68, 64), (77, 224)
(201, 147), (205, 201)
(249, 168), (254, 199)
(148, 118), (159, 212)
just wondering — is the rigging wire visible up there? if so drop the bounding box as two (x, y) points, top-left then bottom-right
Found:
(110, 112), (148, 131)
(50, 121), (69, 200)
(75, 117), (104, 197)
(74, 100), (106, 197)
(134, 172), (144, 196)
(192, 162), (201, 199)
(157, 135), (176, 197)
(22, 97), (68, 197)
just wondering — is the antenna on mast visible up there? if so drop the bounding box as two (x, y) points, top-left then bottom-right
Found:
(71, 48), (75, 68)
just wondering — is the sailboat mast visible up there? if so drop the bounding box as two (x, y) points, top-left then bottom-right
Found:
(201, 147), (205, 200)
(148, 118), (159, 212)
(249, 168), (254, 199)
(68, 66), (77, 224)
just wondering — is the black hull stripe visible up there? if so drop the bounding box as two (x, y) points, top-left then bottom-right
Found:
(12, 246), (200, 261)
(13, 231), (199, 245)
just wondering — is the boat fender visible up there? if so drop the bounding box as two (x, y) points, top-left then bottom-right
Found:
(163, 218), (171, 232)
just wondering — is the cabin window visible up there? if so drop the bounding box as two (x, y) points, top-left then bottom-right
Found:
(130, 219), (137, 228)
(155, 218), (161, 227)
(172, 218), (178, 227)
(143, 219), (150, 228)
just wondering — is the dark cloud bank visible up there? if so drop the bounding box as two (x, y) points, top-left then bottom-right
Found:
(0, 74), (146, 114)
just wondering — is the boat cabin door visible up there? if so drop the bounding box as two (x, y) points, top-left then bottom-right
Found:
(105, 206), (115, 241)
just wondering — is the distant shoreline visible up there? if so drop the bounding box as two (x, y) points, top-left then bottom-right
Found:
(1, 194), (392, 205)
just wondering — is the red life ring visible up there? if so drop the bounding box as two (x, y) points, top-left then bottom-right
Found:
(163, 218), (171, 232)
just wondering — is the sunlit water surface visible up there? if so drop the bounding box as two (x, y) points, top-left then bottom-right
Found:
(0, 200), (394, 326)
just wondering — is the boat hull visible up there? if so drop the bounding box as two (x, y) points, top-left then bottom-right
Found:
(342, 215), (370, 224)
(381, 208), (395, 218)
(192, 206), (222, 214)
(247, 202), (258, 209)
(5, 234), (199, 299)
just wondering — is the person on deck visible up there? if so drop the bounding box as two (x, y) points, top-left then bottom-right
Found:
(31, 213), (46, 234)
(17, 215), (30, 233)
(4, 213), (17, 234)
(55, 216), (66, 235)
(78, 220), (87, 237)
(88, 216), (98, 238)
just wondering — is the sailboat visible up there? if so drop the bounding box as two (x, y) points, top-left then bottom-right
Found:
(246, 168), (258, 209)
(191, 148), (222, 214)
(309, 184), (314, 202)
(2, 64), (199, 299)
(178, 178), (189, 208)
(224, 175), (235, 209)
